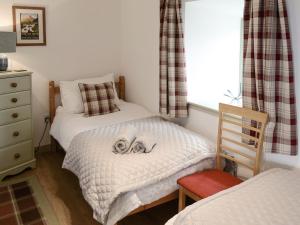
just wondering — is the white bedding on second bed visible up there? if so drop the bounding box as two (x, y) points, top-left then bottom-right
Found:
(166, 168), (300, 225)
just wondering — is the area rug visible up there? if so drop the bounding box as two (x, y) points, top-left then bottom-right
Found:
(0, 176), (59, 225)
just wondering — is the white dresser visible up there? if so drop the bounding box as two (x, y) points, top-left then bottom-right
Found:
(0, 71), (36, 181)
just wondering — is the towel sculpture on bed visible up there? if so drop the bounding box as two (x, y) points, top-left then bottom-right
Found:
(131, 134), (157, 153)
(113, 126), (137, 154)
(113, 127), (157, 154)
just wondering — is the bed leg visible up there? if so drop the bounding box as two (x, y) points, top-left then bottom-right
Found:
(50, 136), (58, 152)
(178, 187), (186, 212)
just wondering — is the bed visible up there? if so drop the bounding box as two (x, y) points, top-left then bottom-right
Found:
(166, 168), (300, 225)
(49, 75), (216, 225)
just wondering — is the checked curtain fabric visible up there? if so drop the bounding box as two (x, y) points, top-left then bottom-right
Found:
(243, 0), (298, 155)
(160, 0), (188, 118)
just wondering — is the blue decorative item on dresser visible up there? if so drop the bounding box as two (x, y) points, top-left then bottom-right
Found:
(0, 71), (36, 181)
(0, 32), (16, 72)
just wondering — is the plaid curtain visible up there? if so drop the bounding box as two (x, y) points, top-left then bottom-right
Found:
(243, 0), (298, 155)
(160, 0), (188, 118)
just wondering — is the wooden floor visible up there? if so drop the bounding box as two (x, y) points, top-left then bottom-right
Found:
(4, 151), (178, 225)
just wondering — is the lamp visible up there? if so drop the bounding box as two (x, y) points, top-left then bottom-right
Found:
(0, 32), (16, 71)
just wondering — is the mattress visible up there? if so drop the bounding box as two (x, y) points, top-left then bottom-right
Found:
(50, 100), (153, 150)
(166, 168), (300, 225)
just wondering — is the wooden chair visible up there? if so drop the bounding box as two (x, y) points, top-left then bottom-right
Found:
(177, 103), (268, 211)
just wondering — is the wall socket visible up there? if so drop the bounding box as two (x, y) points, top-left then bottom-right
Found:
(44, 115), (50, 124)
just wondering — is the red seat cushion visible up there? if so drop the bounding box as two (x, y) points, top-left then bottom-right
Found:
(178, 169), (242, 198)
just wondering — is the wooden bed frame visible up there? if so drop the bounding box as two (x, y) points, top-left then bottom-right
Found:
(48, 75), (178, 224)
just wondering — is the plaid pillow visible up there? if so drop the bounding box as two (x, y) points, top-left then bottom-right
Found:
(78, 82), (120, 116)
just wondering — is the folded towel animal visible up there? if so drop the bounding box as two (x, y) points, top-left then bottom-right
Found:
(130, 134), (157, 154)
(113, 126), (137, 154)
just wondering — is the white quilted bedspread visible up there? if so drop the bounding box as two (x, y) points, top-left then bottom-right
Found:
(62, 116), (215, 225)
(167, 168), (300, 225)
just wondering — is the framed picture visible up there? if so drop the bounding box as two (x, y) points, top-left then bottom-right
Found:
(12, 6), (46, 46)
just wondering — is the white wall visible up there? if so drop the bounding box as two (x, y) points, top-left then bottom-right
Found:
(0, 0), (121, 146)
(120, 0), (300, 169)
(120, 0), (160, 113)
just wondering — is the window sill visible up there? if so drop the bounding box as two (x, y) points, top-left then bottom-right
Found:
(188, 102), (243, 121)
(188, 102), (219, 116)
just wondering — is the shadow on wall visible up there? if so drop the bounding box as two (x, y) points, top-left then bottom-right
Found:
(8, 58), (51, 147)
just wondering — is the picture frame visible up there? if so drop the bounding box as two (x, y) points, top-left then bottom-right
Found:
(12, 6), (46, 46)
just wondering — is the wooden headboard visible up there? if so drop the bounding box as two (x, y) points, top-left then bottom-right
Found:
(49, 76), (125, 124)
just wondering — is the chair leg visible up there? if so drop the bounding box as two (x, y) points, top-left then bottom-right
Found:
(178, 187), (186, 212)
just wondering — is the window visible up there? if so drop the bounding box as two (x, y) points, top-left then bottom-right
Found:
(184, 0), (244, 110)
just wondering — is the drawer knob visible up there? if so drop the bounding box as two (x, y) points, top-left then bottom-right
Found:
(10, 83), (18, 88)
(11, 98), (18, 103)
(12, 113), (19, 119)
(14, 153), (21, 160)
(13, 131), (20, 137)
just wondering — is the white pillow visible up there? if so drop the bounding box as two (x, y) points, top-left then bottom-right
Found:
(60, 73), (120, 114)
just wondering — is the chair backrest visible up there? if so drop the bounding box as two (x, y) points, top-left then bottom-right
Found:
(216, 103), (268, 176)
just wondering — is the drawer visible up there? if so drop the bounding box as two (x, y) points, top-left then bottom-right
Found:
(0, 76), (31, 95)
(0, 91), (31, 110)
(0, 105), (31, 126)
(0, 120), (32, 148)
(0, 141), (33, 171)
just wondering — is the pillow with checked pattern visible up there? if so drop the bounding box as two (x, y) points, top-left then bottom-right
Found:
(78, 82), (120, 116)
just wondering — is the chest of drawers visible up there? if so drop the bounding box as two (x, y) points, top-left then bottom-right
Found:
(0, 71), (36, 181)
